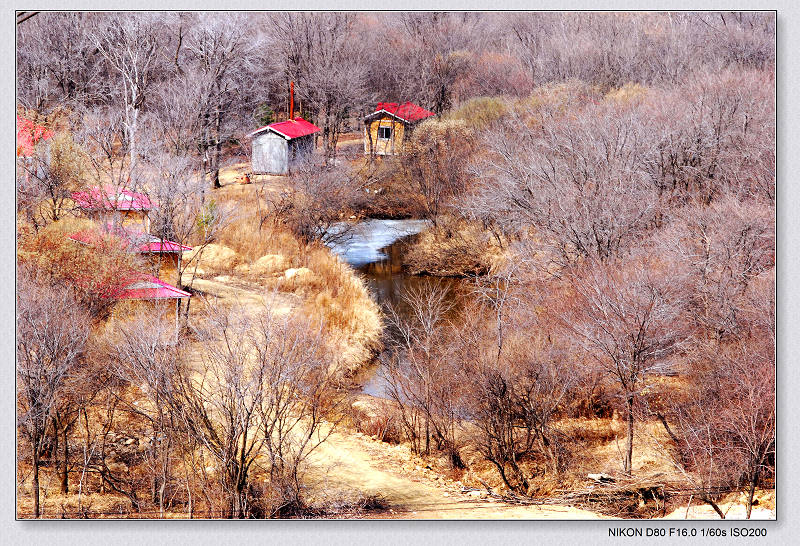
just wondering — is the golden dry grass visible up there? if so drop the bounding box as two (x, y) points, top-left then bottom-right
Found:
(404, 217), (506, 276)
(16, 488), (137, 519)
(190, 183), (382, 373)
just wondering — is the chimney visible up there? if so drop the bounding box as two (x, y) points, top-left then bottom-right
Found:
(289, 81), (295, 121)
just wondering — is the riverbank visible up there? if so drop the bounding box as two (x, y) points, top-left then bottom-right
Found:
(402, 216), (507, 277)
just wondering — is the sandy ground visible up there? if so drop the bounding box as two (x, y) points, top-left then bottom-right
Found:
(306, 430), (604, 519)
(662, 499), (775, 520)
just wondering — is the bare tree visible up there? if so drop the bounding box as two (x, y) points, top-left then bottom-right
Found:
(384, 280), (465, 465)
(643, 69), (775, 206)
(268, 13), (370, 160)
(656, 196), (774, 340)
(385, 13), (481, 112)
(463, 332), (578, 493)
(183, 13), (261, 187)
(17, 270), (89, 517)
(559, 257), (688, 475)
(471, 98), (659, 266)
(16, 12), (106, 114)
(90, 13), (166, 176)
(652, 282), (774, 519)
(141, 150), (230, 322)
(459, 272), (579, 494)
(171, 301), (339, 518)
(109, 307), (183, 517)
(75, 106), (147, 204)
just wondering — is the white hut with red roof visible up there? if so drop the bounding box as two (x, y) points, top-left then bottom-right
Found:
(247, 82), (321, 175)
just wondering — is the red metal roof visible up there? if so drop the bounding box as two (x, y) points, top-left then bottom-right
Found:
(138, 240), (193, 253)
(114, 273), (190, 300)
(72, 185), (156, 211)
(368, 102), (435, 123)
(248, 117), (321, 140)
(69, 225), (191, 254)
(17, 116), (53, 157)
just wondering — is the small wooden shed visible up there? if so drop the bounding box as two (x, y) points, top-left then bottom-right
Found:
(71, 185), (156, 233)
(247, 117), (321, 175)
(364, 102), (435, 156)
(109, 273), (191, 338)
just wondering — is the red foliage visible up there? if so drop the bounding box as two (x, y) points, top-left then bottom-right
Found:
(16, 116), (53, 157)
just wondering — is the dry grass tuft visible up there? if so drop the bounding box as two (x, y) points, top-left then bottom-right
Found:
(299, 247), (382, 371)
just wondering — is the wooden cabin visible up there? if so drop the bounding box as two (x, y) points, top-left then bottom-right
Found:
(364, 102), (435, 156)
(108, 273), (191, 338)
(248, 117), (321, 175)
(71, 185), (155, 233)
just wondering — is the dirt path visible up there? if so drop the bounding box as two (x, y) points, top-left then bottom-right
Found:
(307, 430), (603, 519)
(189, 276), (299, 315)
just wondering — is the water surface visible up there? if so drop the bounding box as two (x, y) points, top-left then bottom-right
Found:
(326, 219), (466, 397)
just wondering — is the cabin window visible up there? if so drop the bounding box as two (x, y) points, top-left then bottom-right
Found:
(377, 126), (392, 140)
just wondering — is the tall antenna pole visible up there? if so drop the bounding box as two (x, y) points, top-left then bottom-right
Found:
(290, 81), (295, 120)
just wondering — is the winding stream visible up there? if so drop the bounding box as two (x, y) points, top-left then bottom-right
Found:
(326, 219), (467, 397)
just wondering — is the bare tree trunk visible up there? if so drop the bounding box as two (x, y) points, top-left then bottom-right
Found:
(32, 446), (41, 518)
(702, 495), (726, 519)
(746, 468), (759, 519)
(61, 426), (69, 494)
(624, 394), (634, 475)
(212, 108), (222, 189)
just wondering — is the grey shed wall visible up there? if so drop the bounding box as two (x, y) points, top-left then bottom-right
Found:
(251, 132), (288, 174)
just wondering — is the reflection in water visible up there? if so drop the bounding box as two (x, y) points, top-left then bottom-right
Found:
(325, 219), (467, 397)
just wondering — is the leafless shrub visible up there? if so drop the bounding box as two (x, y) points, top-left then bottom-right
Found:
(170, 301), (341, 518)
(400, 118), (476, 225)
(17, 130), (86, 231)
(17, 269), (90, 518)
(266, 160), (366, 247)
